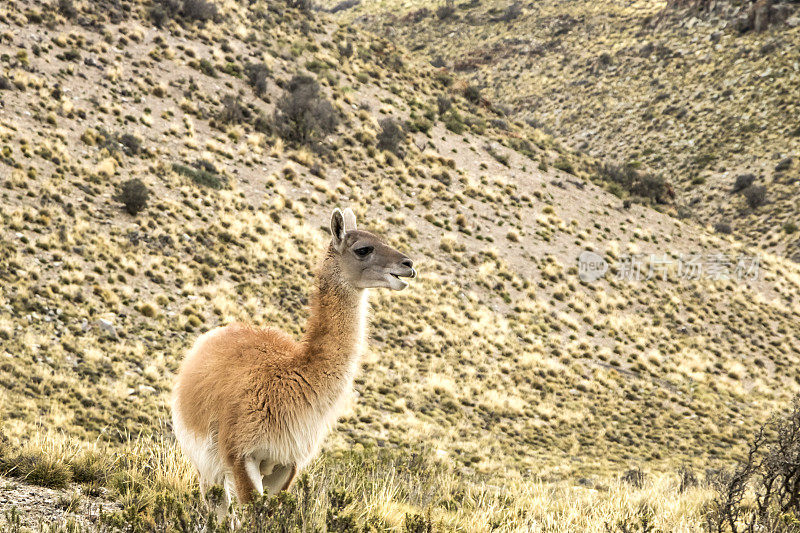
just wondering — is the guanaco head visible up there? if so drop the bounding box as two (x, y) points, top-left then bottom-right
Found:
(329, 208), (416, 291)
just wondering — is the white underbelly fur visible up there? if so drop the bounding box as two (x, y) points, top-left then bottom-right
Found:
(172, 391), (349, 484)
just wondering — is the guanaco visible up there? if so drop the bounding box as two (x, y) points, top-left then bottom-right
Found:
(171, 208), (416, 509)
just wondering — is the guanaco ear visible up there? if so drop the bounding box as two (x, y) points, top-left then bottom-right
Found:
(330, 208), (346, 251)
(342, 208), (357, 232)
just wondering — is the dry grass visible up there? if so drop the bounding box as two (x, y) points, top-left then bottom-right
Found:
(1, 0), (800, 529)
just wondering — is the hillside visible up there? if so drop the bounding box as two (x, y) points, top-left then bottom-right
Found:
(1, 0), (800, 530)
(324, 0), (800, 258)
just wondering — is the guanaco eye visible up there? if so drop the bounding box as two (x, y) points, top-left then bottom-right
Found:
(354, 246), (373, 258)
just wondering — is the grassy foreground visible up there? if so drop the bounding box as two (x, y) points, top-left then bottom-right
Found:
(0, 428), (714, 531)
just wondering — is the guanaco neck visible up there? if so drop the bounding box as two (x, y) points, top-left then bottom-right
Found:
(301, 249), (367, 394)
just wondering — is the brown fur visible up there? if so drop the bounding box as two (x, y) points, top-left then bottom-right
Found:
(172, 210), (414, 505)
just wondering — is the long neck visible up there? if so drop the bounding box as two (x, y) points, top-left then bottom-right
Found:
(302, 252), (367, 386)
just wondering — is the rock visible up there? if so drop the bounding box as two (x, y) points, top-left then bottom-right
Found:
(787, 16), (800, 27)
(96, 318), (118, 338)
(775, 156), (793, 172)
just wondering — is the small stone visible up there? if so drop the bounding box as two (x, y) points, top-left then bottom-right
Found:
(96, 318), (118, 338)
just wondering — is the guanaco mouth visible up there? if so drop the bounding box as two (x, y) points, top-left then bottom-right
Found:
(391, 267), (416, 280)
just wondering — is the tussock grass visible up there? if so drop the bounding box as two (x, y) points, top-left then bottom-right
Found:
(1, 427), (714, 531)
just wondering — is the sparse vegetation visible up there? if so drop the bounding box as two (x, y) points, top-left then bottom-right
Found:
(334, 0), (800, 249)
(2, 0), (800, 529)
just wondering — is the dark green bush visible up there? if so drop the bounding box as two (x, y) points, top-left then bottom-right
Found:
(274, 74), (338, 146)
(114, 178), (150, 216)
(732, 173), (755, 192)
(245, 63), (269, 96)
(173, 163), (227, 189)
(57, 0), (77, 18)
(216, 95), (247, 125)
(118, 133), (142, 155)
(436, 94), (451, 115)
(744, 185), (767, 209)
(443, 110), (465, 134)
(377, 117), (405, 155)
(182, 0), (218, 21)
(436, 1), (455, 20)
(714, 221), (733, 234)
(463, 84), (481, 104)
(597, 162), (673, 204)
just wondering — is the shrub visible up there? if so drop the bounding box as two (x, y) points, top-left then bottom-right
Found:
(732, 173), (755, 192)
(434, 71), (453, 87)
(500, 2), (522, 22)
(197, 58), (216, 77)
(274, 74), (338, 146)
(714, 221), (733, 234)
(245, 63), (269, 96)
(149, 5), (170, 27)
(329, 0), (360, 14)
(217, 94), (246, 125)
(114, 179), (150, 215)
(377, 118), (405, 155)
(404, 512), (434, 533)
(118, 133), (142, 155)
(430, 55), (447, 68)
(436, 2), (455, 20)
(436, 94), (451, 115)
(182, 0), (218, 21)
(706, 397), (800, 532)
(337, 41), (354, 59)
(744, 185), (767, 209)
(597, 162), (673, 204)
(173, 162), (227, 189)
(463, 84), (481, 104)
(287, 0), (314, 11)
(443, 110), (465, 134)
(554, 156), (575, 174)
(620, 468), (646, 489)
(57, 0), (78, 19)
(775, 156), (793, 172)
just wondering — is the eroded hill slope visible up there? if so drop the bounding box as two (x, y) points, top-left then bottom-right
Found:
(1, 0), (800, 529)
(326, 0), (800, 257)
